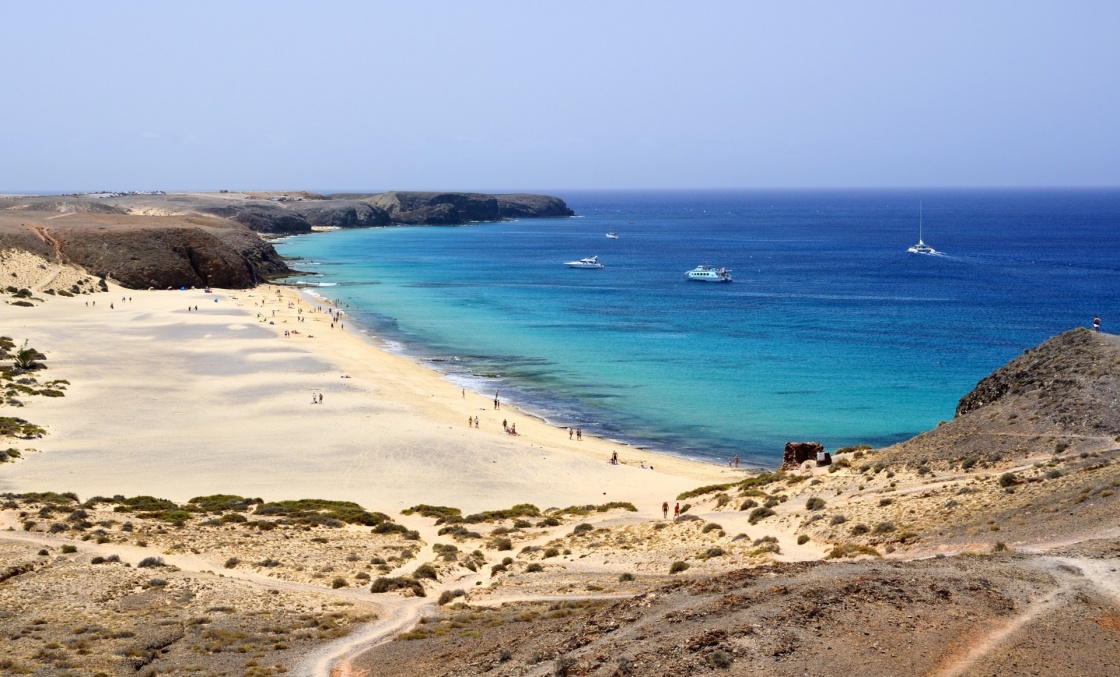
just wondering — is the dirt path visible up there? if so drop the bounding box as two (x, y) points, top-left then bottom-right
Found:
(930, 555), (1119, 677)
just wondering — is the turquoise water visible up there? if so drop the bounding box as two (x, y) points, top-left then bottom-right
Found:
(275, 190), (1120, 466)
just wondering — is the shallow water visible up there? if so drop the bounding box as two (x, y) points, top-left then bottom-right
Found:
(276, 189), (1120, 465)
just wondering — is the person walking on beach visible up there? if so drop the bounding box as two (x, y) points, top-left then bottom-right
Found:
(468, 416), (473, 427)
(673, 502), (680, 518)
(319, 393), (323, 404)
(474, 415), (479, 428)
(662, 502), (669, 519)
(734, 455), (740, 468)
(576, 428), (582, 441)
(569, 428), (573, 440)
(502, 419), (507, 430)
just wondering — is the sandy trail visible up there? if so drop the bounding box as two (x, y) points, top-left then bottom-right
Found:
(931, 555), (1119, 677)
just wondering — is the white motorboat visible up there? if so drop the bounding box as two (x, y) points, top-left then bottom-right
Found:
(565, 256), (605, 269)
(605, 232), (619, 239)
(907, 201), (938, 255)
(685, 265), (732, 282)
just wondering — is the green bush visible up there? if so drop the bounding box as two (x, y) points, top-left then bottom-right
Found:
(60, 544), (77, 554)
(525, 563), (544, 573)
(805, 497), (826, 511)
(999, 473), (1017, 487)
(413, 563), (438, 580)
(961, 456), (979, 470)
(572, 523), (593, 536)
(331, 577), (348, 589)
(618, 572), (634, 582)
(668, 561), (689, 574)
(543, 547), (560, 558)
(747, 507), (775, 524)
(438, 589), (466, 605)
(797, 534), (810, 545)
(708, 649), (733, 669)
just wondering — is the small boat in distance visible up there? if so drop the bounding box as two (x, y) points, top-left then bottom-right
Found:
(565, 256), (605, 269)
(907, 201), (938, 255)
(685, 265), (732, 282)
(606, 232), (619, 239)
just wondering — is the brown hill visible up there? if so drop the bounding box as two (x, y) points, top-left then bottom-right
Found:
(881, 328), (1120, 470)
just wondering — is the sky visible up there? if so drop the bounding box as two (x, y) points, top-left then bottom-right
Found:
(2, 1), (1118, 192)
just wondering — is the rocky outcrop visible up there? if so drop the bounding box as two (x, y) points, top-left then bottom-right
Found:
(48, 225), (290, 289)
(190, 202), (314, 235)
(358, 192), (502, 225)
(781, 442), (827, 470)
(881, 328), (1120, 468)
(332, 191), (574, 225)
(287, 200), (390, 228)
(954, 328), (1120, 434)
(495, 193), (575, 218)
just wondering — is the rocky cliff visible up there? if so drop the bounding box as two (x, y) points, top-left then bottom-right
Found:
(0, 189), (575, 287)
(330, 191), (574, 227)
(880, 328), (1120, 468)
(0, 207), (291, 290)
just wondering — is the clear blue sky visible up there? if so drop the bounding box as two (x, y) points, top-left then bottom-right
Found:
(2, 1), (1117, 192)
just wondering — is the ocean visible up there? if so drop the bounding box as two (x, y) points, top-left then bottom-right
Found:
(274, 189), (1120, 467)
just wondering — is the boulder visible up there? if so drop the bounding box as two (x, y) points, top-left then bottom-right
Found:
(782, 442), (826, 471)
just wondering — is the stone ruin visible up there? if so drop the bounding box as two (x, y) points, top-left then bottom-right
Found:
(781, 441), (830, 470)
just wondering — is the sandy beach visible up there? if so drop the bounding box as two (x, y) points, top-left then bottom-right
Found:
(0, 273), (736, 514)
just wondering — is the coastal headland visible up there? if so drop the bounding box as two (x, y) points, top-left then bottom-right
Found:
(0, 209), (1119, 675)
(0, 190), (574, 290)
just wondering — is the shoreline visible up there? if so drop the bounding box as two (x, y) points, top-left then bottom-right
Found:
(0, 276), (738, 513)
(292, 280), (761, 472)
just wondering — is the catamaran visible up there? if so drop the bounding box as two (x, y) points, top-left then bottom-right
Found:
(907, 201), (938, 255)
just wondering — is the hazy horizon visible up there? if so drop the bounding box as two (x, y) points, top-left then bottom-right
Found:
(3, 1), (1118, 192)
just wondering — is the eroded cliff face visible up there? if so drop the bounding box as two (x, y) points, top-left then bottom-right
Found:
(0, 189), (576, 288)
(331, 191), (574, 226)
(50, 226), (291, 289)
(0, 209), (292, 290)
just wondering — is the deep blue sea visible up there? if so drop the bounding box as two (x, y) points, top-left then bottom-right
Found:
(274, 190), (1120, 466)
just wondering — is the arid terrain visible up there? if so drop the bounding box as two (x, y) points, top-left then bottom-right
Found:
(1, 250), (1118, 676)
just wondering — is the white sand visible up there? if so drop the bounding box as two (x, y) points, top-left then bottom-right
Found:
(0, 280), (739, 514)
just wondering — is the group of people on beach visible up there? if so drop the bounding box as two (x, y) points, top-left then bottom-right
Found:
(569, 427), (583, 441)
(661, 501), (680, 519)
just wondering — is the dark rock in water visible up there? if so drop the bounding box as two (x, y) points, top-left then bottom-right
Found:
(782, 441), (825, 470)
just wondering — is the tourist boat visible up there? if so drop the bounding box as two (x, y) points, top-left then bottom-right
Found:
(685, 265), (732, 282)
(605, 232), (619, 239)
(907, 201), (938, 255)
(565, 256), (605, 269)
